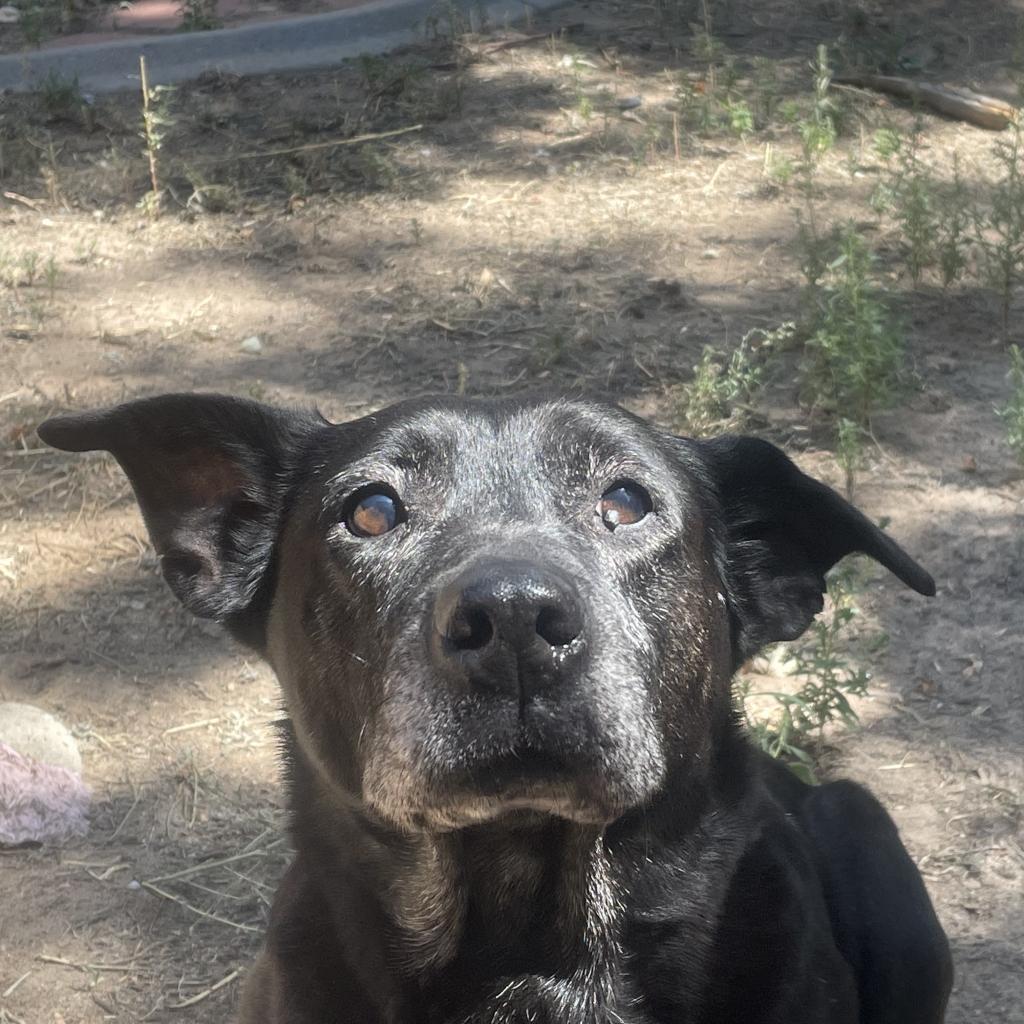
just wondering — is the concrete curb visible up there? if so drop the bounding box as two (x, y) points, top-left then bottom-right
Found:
(0, 0), (570, 94)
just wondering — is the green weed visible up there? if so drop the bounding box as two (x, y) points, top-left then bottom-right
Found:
(529, 329), (569, 371)
(875, 121), (938, 284)
(751, 56), (781, 127)
(19, 2), (61, 47)
(39, 70), (83, 119)
(974, 121), (1024, 336)
(791, 46), (840, 306)
(835, 416), (865, 500)
(179, 0), (221, 30)
(799, 45), (838, 166)
(872, 126), (900, 161)
(673, 323), (791, 435)
(724, 97), (754, 138)
(357, 55), (427, 112)
(873, 129), (973, 289)
(139, 65), (176, 214)
(425, 0), (471, 42)
(43, 254), (59, 300)
(741, 564), (875, 781)
(669, 4), (770, 142)
(72, 239), (98, 265)
(20, 251), (39, 287)
(802, 226), (903, 425)
(999, 345), (1024, 465)
(937, 152), (972, 288)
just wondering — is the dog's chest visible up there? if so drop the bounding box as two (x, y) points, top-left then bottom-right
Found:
(420, 974), (653, 1024)
(408, 831), (659, 1024)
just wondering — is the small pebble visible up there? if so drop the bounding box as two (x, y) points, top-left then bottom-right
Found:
(240, 335), (262, 354)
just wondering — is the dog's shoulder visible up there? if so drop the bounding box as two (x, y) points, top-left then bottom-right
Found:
(622, 780), (858, 1024)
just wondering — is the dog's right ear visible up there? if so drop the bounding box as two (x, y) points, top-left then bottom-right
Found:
(681, 435), (934, 667)
(38, 394), (325, 649)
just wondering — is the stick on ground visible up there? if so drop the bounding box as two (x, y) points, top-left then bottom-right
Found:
(834, 75), (1017, 130)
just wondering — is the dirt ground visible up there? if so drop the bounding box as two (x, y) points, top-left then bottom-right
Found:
(1, 1), (1022, 1020)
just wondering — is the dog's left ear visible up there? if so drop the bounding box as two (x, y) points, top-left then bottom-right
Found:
(38, 394), (326, 649)
(688, 435), (934, 663)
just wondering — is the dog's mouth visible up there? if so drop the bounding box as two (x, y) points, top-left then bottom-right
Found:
(366, 656), (666, 830)
(465, 745), (574, 793)
(418, 732), (623, 828)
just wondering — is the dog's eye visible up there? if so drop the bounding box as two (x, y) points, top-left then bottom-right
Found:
(346, 489), (402, 538)
(598, 481), (651, 530)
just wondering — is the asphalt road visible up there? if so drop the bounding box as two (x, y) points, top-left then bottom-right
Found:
(0, 0), (569, 93)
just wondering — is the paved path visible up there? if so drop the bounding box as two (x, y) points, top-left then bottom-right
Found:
(0, 0), (568, 93)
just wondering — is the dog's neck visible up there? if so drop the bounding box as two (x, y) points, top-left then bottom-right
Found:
(284, 718), (751, 1024)
(286, 750), (627, 1022)
(395, 817), (623, 1022)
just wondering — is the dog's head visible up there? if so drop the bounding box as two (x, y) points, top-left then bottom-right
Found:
(40, 394), (933, 831)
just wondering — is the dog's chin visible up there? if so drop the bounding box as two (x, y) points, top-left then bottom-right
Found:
(373, 749), (654, 832)
(409, 781), (624, 832)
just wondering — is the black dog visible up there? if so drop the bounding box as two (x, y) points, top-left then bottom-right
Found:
(39, 394), (952, 1024)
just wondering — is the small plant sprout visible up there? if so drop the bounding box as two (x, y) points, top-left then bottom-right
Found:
(872, 126), (901, 162)
(139, 57), (176, 216)
(20, 251), (40, 286)
(801, 45), (838, 168)
(999, 344), (1024, 465)
(691, 0), (725, 84)
(751, 56), (781, 128)
(765, 146), (795, 186)
(835, 416), (865, 500)
(724, 98), (754, 139)
(43, 255), (59, 300)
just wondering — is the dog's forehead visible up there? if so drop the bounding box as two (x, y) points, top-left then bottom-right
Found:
(325, 398), (672, 489)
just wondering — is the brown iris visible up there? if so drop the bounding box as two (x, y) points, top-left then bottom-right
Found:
(598, 481), (651, 531)
(346, 490), (401, 537)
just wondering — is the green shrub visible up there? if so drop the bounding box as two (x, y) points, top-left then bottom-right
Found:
(673, 324), (791, 435)
(802, 226), (903, 425)
(999, 344), (1024, 465)
(975, 122), (1024, 335)
(742, 564), (875, 781)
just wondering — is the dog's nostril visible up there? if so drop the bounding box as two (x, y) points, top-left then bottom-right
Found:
(449, 606), (494, 651)
(535, 605), (580, 648)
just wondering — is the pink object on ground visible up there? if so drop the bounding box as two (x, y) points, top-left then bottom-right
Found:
(0, 741), (90, 845)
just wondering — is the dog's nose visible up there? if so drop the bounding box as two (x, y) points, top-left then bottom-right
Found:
(431, 560), (585, 699)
